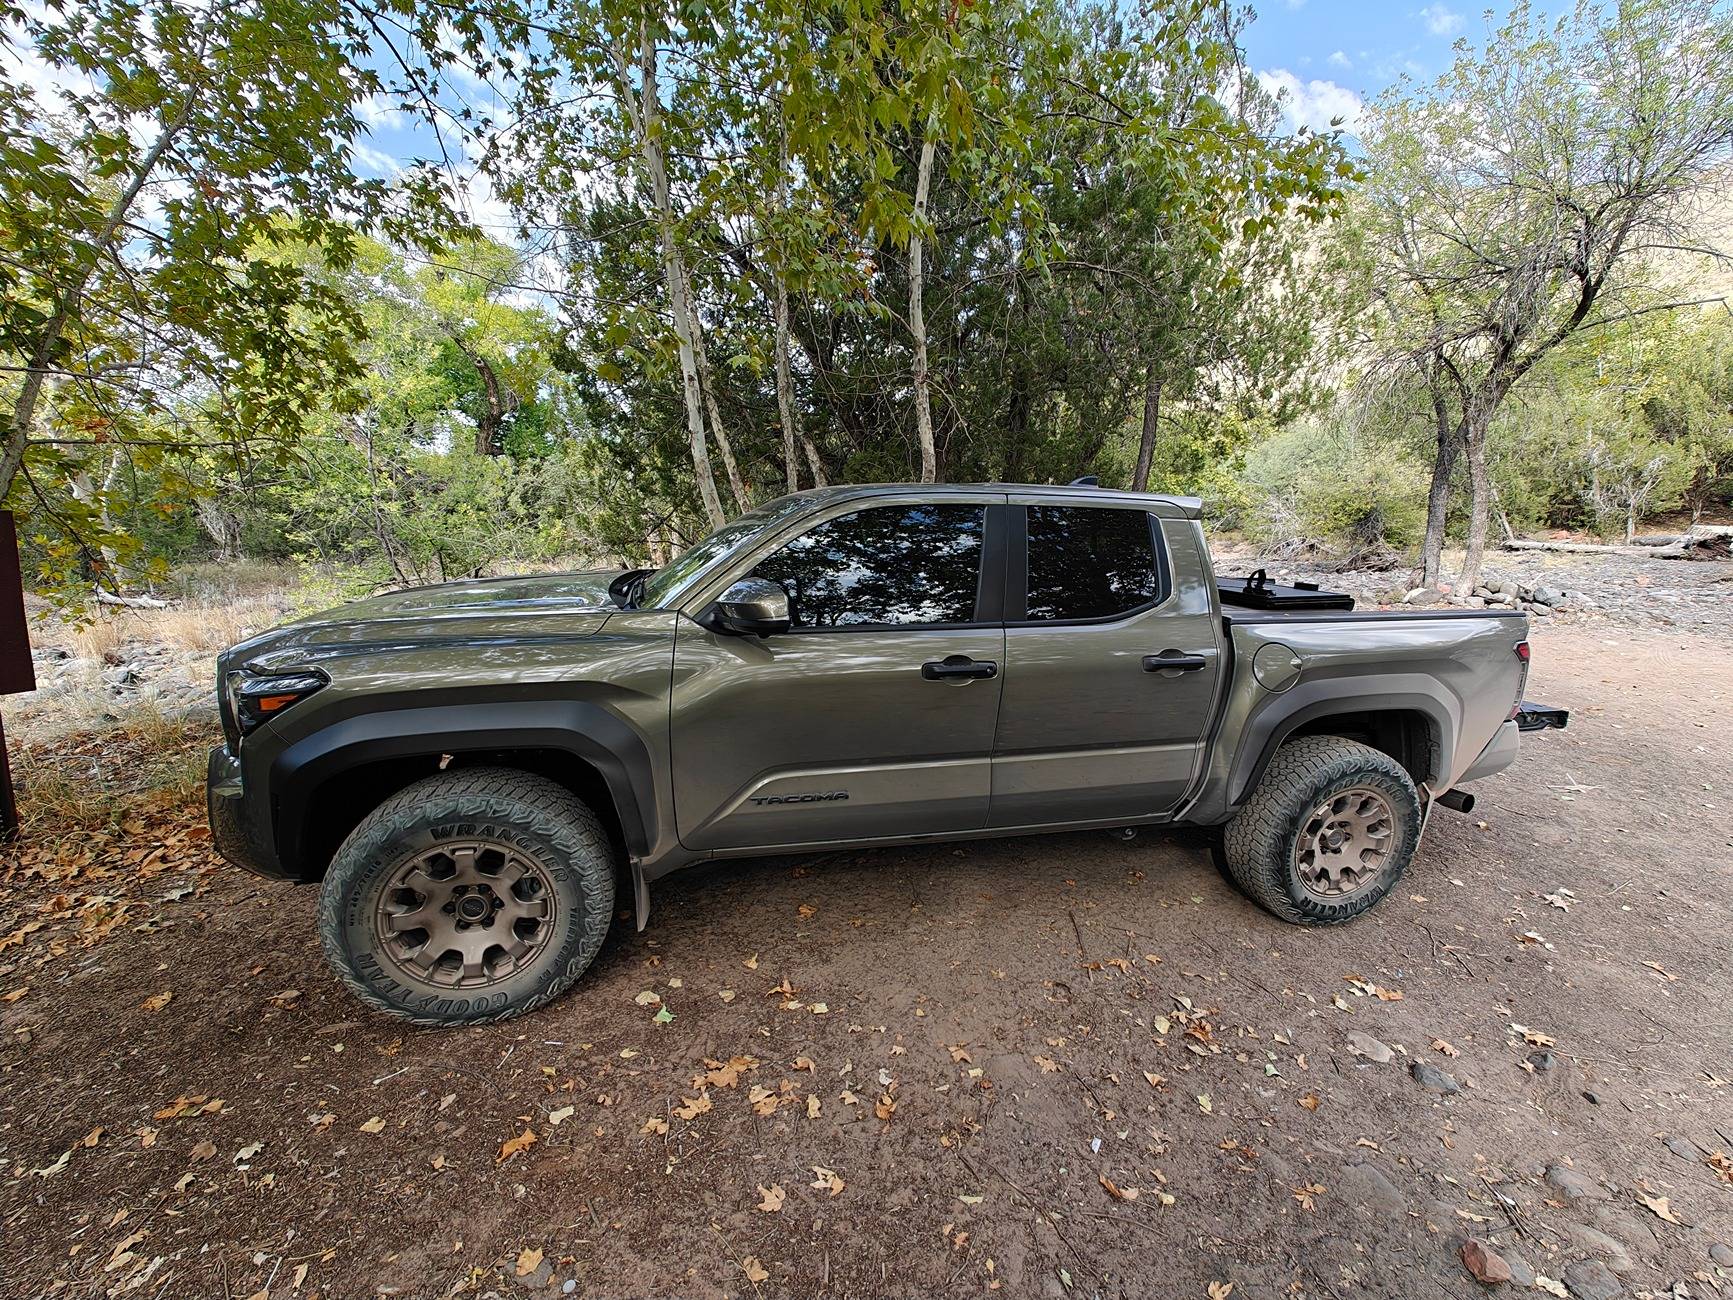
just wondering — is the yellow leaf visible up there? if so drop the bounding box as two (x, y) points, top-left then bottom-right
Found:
(756, 1183), (786, 1212)
(1298, 1093), (1321, 1111)
(1208, 1284), (1236, 1300)
(742, 1256), (769, 1283)
(640, 1116), (669, 1135)
(497, 1127), (538, 1164)
(1033, 1055), (1060, 1073)
(358, 1116), (386, 1134)
(806, 1095), (821, 1119)
(811, 1165), (844, 1196)
(515, 1246), (544, 1277)
(1636, 1192), (1684, 1225)
(1142, 1071), (1165, 1088)
(140, 991), (173, 1012)
(674, 1092), (712, 1120)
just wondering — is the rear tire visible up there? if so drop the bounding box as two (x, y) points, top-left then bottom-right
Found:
(1221, 737), (1420, 925)
(316, 767), (616, 1027)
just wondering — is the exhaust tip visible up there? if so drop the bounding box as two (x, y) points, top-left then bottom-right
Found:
(1436, 789), (1475, 814)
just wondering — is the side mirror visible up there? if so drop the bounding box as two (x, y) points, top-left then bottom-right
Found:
(707, 577), (791, 637)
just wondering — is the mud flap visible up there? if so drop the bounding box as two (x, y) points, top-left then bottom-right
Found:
(1416, 783), (1437, 845)
(632, 859), (650, 931)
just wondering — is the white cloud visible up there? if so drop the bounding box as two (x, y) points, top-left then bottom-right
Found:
(1256, 69), (1364, 135)
(1328, 49), (1352, 69)
(1419, 5), (1463, 36)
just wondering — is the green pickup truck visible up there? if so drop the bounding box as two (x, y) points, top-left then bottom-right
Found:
(207, 483), (1565, 1025)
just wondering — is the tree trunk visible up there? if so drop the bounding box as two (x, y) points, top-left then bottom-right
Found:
(1132, 371), (1162, 492)
(908, 136), (938, 484)
(613, 32), (726, 531)
(1457, 393), (1497, 589)
(799, 431), (828, 487)
(684, 269), (750, 512)
(773, 269), (801, 494)
(1419, 400), (1462, 588)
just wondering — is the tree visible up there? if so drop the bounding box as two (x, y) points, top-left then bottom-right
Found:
(1354, 0), (1733, 588)
(0, 0), (507, 597)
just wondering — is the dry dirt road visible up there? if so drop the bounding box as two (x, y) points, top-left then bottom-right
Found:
(2, 622), (1731, 1300)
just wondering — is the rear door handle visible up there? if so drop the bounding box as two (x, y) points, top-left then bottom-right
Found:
(1143, 651), (1207, 673)
(922, 655), (999, 681)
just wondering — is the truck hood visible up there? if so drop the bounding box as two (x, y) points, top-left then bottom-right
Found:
(227, 570), (625, 673)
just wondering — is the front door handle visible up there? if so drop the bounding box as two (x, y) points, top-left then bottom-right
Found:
(922, 655), (999, 681)
(1143, 651), (1207, 673)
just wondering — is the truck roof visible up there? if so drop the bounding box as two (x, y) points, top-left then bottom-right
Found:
(774, 482), (1204, 519)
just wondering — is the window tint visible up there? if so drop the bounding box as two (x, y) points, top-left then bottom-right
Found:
(751, 504), (985, 629)
(1024, 506), (1162, 621)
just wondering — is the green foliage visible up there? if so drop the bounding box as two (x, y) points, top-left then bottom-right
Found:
(1240, 416), (1431, 553)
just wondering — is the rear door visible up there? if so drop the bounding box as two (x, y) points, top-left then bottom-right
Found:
(988, 502), (1222, 827)
(671, 496), (1008, 851)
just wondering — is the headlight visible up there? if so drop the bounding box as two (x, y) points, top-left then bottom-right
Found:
(224, 669), (328, 741)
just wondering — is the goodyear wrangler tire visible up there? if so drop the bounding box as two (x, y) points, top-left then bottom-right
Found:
(1221, 736), (1421, 925)
(317, 768), (615, 1027)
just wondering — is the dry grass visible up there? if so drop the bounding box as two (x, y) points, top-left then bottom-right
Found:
(10, 706), (211, 829)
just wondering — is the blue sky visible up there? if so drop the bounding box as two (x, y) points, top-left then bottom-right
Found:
(1242, 0), (1571, 135)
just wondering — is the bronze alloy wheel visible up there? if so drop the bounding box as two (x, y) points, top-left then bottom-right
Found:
(1293, 786), (1397, 898)
(373, 839), (559, 990)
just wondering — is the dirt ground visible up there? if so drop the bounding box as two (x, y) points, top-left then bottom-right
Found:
(2, 621), (1732, 1300)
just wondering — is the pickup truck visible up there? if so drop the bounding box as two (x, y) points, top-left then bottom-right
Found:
(207, 483), (1566, 1026)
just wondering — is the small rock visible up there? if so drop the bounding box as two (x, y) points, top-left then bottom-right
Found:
(1567, 1223), (1633, 1272)
(1346, 1031), (1395, 1064)
(1410, 1061), (1460, 1094)
(1526, 1049), (1559, 1073)
(1504, 1251), (1536, 1287)
(1405, 587), (1444, 605)
(1562, 1258), (1622, 1300)
(1533, 586), (1563, 605)
(1583, 1089), (1602, 1104)
(1546, 1164), (1603, 1202)
(1711, 1243), (1733, 1267)
(1462, 1239), (1512, 1285)
(1662, 1134), (1700, 1161)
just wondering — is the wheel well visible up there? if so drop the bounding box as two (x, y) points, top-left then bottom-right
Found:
(293, 748), (627, 881)
(1285, 709), (1438, 786)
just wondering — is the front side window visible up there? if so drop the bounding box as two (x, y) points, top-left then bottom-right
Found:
(1025, 506), (1162, 621)
(751, 504), (986, 629)
(639, 494), (814, 609)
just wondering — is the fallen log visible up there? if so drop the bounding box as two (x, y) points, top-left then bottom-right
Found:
(93, 589), (170, 609)
(1501, 530), (1729, 559)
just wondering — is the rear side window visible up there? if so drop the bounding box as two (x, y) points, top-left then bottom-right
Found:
(751, 503), (986, 629)
(1024, 506), (1163, 621)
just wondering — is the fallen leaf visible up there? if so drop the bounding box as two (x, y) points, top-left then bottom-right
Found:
(793, 1055), (816, 1073)
(140, 991), (173, 1013)
(358, 1116), (386, 1134)
(743, 954), (759, 970)
(1292, 1182), (1325, 1211)
(742, 1256), (769, 1284)
(1461, 1238), (1512, 1284)
(633, 990), (661, 1006)
(674, 1093), (712, 1120)
(234, 1141), (262, 1163)
(1641, 960), (1678, 982)
(497, 1128), (538, 1164)
(717, 989), (736, 1002)
(756, 1183), (786, 1212)
(189, 1140), (217, 1161)
(1298, 1093), (1321, 1111)
(797, 903), (816, 919)
(1430, 1038), (1461, 1057)
(1142, 1071), (1165, 1088)
(1196, 1093), (1213, 1115)
(1033, 1055), (1060, 1073)
(1208, 1283), (1235, 1300)
(1636, 1191), (1684, 1224)
(1099, 1174), (1139, 1202)
(515, 1246), (544, 1277)
(805, 1095), (821, 1119)
(547, 1105), (574, 1127)
(291, 1262), (308, 1289)
(811, 1165), (844, 1196)
(875, 1093), (897, 1121)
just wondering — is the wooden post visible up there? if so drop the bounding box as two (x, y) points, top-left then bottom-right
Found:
(0, 512), (37, 839)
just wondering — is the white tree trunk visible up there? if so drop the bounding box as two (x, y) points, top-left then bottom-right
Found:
(909, 136), (938, 484)
(774, 269), (801, 494)
(684, 267), (749, 511)
(613, 31), (726, 531)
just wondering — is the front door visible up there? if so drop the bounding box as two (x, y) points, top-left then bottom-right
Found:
(671, 498), (1007, 851)
(989, 503), (1222, 827)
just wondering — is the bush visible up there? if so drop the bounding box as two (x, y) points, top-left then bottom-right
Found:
(1238, 417), (1429, 554)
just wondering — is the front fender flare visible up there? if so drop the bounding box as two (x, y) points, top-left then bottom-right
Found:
(267, 699), (655, 883)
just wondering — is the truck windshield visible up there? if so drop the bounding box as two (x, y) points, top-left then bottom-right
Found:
(636, 495), (811, 609)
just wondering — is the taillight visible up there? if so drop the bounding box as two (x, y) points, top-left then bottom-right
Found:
(1509, 641), (1531, 718)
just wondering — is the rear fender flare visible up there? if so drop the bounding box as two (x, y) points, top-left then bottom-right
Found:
(1226, 679), (1458, 809)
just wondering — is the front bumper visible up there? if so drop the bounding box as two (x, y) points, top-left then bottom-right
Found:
(207, 745), (293, 881)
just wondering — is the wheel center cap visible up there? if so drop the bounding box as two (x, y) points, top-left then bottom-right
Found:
(456, 894), (491, 922)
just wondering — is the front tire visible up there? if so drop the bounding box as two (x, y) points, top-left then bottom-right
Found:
(1221, 737), (1420, 925)
(316, 768), (616, 1027)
